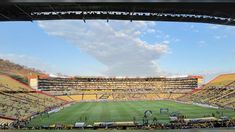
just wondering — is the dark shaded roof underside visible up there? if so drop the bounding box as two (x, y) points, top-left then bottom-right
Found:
(1, 2), (235, 25)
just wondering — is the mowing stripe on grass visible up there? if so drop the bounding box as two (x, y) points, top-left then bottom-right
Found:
(27, 100), (235, 127)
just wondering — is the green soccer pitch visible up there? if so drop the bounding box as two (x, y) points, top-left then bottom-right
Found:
(28, 100), (235, 127)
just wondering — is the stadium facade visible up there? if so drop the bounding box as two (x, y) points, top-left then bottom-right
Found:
(28, 75), (203, 101)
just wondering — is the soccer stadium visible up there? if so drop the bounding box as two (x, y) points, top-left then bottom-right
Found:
(1, 70), (235, 130)
(1, 0), (235, 131)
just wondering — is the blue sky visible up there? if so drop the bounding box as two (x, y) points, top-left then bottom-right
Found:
(1, 20), (235, 82)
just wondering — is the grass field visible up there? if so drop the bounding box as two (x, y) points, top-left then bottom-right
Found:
(28, 100), (235, 127)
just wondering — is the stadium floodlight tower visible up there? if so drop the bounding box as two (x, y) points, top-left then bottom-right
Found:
(0, 0), (235, 26)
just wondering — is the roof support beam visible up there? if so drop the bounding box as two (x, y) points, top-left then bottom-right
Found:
(14, 4), (33, 21)
(49, 4), (62, 19)
(0, 13), (11, 21)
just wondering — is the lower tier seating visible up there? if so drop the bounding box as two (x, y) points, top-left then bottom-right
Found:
(178, 74), (235, 109)
(0, 75), (66, 120)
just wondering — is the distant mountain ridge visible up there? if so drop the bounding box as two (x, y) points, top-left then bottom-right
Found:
(0, 58), (44, 84)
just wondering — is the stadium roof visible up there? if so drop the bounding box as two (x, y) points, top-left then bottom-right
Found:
(1, 1), (235, 25)
(6, 0), (235, 2)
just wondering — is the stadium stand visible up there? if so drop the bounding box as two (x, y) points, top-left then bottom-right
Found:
(29, 76), (203, 102)
(0, 74), (66, 121)
(0, 118), (14, 128)
(178, 73), (235, 109)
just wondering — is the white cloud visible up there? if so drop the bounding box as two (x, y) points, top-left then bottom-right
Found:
(208, 25), (221, 30)
(214, 36), (222, 39)
(187, 24), (199, 32)
(208, 25), (235, 38)
(214, 35), (227, 40)
(146, 29), (156, 33)
(198, 40), (207, 47)
(38, 20), (169, 77)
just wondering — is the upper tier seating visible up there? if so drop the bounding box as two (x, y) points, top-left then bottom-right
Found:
(40, 77), (198, 102)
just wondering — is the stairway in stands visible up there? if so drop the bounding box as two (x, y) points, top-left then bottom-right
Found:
(99, 94), (110, 100)
(67, 95), (74, 101)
